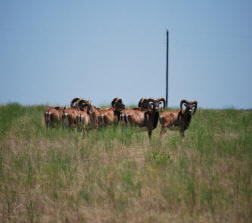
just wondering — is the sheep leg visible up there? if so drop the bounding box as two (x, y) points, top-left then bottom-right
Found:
(180, 130), (185, 137)
(148, 129), (152, 139)
(45, 112), (51, 128)
(160, 126), (168, 136)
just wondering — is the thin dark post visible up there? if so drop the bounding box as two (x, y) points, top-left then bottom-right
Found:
(166, 30), (169, 108)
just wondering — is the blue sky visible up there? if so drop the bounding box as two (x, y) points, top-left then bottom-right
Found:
(0, 0), (251, 108)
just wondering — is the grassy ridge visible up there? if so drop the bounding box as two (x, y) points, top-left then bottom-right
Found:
(0, 104), (251, 222)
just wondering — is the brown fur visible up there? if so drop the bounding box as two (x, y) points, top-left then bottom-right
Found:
(93, 98), (125, 127)
(44, 106), (64, 128)
(62, 98), (90, 128)
(62, 107), (81, 128)
(76, 110), (92, 133)
(78, 97), (125, 128)
(120, 98), (165, 138)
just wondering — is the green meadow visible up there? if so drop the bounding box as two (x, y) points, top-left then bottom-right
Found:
(0, 103), (251, 222)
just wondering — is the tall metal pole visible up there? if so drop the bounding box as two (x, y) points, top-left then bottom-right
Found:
(166, 30), (169, 108)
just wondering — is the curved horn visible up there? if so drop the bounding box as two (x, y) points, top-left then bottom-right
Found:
(180, 99), (189, 111)
(138, 98), (145, 108)
(78, 99), (88, 111)
(191, 100), (198, 115)
(70, 97), (80, 108)
(76, 97), (85, 108)
(111, 97), (120, 107)
(157, 97), (166, 109)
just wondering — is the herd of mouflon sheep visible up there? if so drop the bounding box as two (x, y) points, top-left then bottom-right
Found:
(45, 97), (197, 138)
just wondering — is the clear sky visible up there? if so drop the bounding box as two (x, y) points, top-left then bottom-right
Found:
(0, 0), (251, 108)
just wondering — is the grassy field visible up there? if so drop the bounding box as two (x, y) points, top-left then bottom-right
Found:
(0, 103), (251, 223)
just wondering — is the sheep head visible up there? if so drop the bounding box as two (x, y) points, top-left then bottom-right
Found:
(111, 97), (125, 112)
(148, 98), (160, 112)
(78, 99), (93, 114)
(180, 99), (198, 115)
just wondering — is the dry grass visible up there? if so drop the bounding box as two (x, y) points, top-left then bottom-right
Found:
(0, 104), (251, 222)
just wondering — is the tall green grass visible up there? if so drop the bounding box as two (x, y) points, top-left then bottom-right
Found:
(0, 104), (251, 222)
